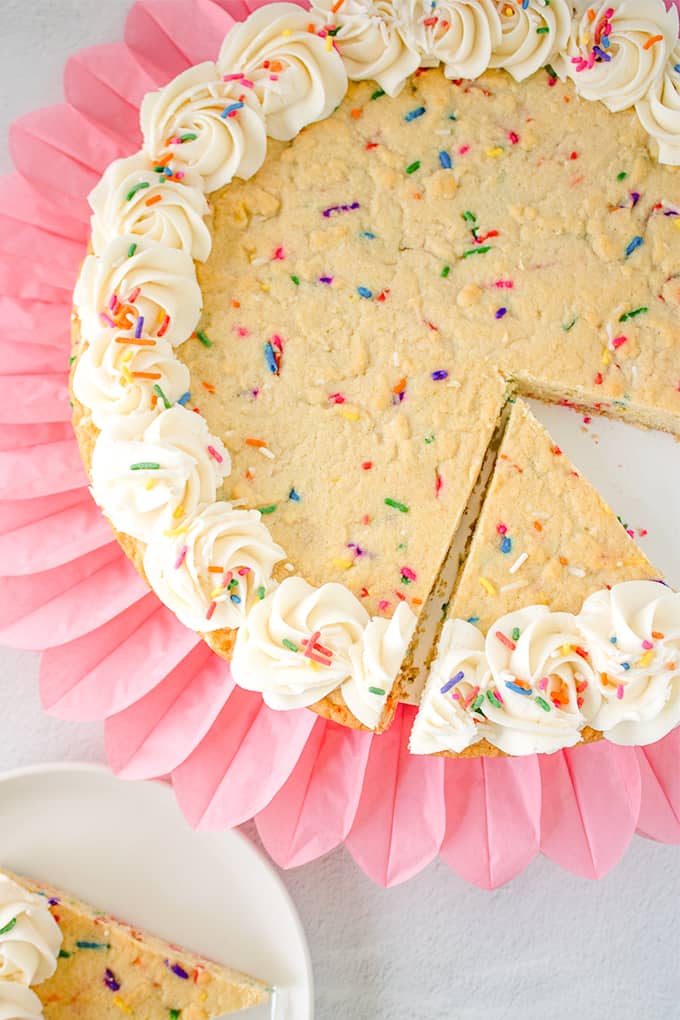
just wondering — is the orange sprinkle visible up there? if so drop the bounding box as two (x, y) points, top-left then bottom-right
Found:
(208, 566), (224, 574)
(413, 192), (422, 200)
(411, 597), (423, 606)
(307, 22), (316, 32)
(587, 8), (596, 20)
(533, 520), (543, 532)
(131, 371), (161, 379)
(145, 194), (162, 206)
(245, 469), (254, 481)
(154, 152), (173, 167)
(652, 631), (665, 640)
(150, 394), (158, 408)
(643, 33), (664, 49)
(269, 60), (283, 73)
(351, 108), (362, 119)
(115, 337), (156, 346)
(559, 556), (568, 566)
(231, 299), (240, 308)
(245, 437), (267, 447)
(202, 381), (216, 393)
(331, 0), (345, 11)
(392, 377), (406, 394)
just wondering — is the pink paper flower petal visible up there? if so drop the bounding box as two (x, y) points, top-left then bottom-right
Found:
(125, 0), (233, 79)
(0, 376), (71, 424)
(0, 174), (88, 241)
(0, 297), (73, 349)
(172, 690), (316, 830)
(345, 705), (446, 887)
(0, 220), (82, 287)
(106, 645), (232, 779)
(636, 729), (680, 843)
(540, 742), (641, 879)
(0, 424), (74, 453)
(40, 596), (197, 719)
(440, 754), (541, 889)
(0, 440), (87, 498)
(256, 719), (372, 868)
(0, 343), (71, 378)
(0, 490), (88, 533)
(0, 497), (113, 576)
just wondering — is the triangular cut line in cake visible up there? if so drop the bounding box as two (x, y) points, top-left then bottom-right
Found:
(2, 868), (270, 1019)
(412, 396), (662, 758)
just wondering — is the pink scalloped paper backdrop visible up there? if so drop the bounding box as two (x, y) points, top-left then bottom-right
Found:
(1, 0), (678, 888)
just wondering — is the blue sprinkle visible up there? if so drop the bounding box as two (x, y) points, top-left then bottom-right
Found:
(602, 35), (610, 48)
(288, 487), (301, 502)
(166, 961), (189, 980)
(467, 615), (480, 624)
(438, 150), (452, 169)
(495, 307), (507, 319)
(76, 941), (110, 950)
(505, 680), (532, 696)
(622, 662), (631, 670)
(448, 113), (457, 121)
(357, 286), (372, 299)
(405, 106), (426, 122)
(610, 636), (618, 644)
(440, 670), (465, 694)
(674, 63), (680, 74)
(360, 231), (375, 239)
(264, 341), (279, 373)
(625, 235), (644, 258)
(230, 593), (241, 604)
(221, 101), (244, 118)
(522, 0), (529, 7)
(177, 392), (191, 406)
(501, 536), (512, 554)
(431, 369), (449, 381)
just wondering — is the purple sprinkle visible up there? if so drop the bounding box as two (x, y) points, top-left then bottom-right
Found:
(322, 201), (360, 218)
(135, 315), (144, 339)
(593, 45), (611, 62)
(48, 898), (60, 907)
(495, 307), (507, 319)
(663, 208), (679, 217)
(104, 969), (121, 992)
(166, 961), (190, 980)
(630, 192), (640, 207)
(318, 276), (333, 284)
(440, 670), (465, 694)
(431, 369), (449, 381)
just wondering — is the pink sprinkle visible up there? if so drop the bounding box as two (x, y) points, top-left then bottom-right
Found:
(272, 246), (285, 261)
(156, 315), (170, 338)
(174, 171), (185, 180)
(108, 293), (118, 312)
(494, 689), (504, 704)
(127, 286), (141, 303)
(539, 677), (549, 691)
(458, 144), (470, 155)
(452, 692), (460, 701)
(508, 131), (519, 145)
(494, 279), (514, 289)
(207, 445), (223, 464)
(271, 334), (284, 352)
(377, 599), (391, 612)
(401, 566), (417, 581)
(435, 473), (442, 497)
(238, 566), (251, 575)
(222, 570), (233, 588)
(328, 392), (345, 404)
(642, 639), (653, 649)
(361, 514), (370, 525)
(241, 78), (255, 89)
(496, 522), (507, 535)
(174, 544), (188, 569)
(627, 528), (635, 539)
(206, 600), (217, 621)
(236, 326), (249, 337)
(495, 630), (516, 651)
(616, 684), (624, 700)
(100, 313), (117, 328)
(612, 335), (628, 349)
(223, 72), (244, 81)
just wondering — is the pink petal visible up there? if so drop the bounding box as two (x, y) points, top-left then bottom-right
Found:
(345, 705), (445, 887)
(0, 490), (87, 533)
(0, 297), (73, 349)
(125, 0), (233, 79)
(40, 597), (196, 719)
(441, 754), (541, 889)
(0, 424), (74, 452)
(0, 497), (113, 575)
(0, 376), (71, 424)
(65, 44), (159, 145)
(540, 742), (641, 878)
(0, 440), (87, 498)
(636, 729), (680, 843)
(172, 689), (316, 830)
(256, 719), (372, 868)
(0, 219), (83, 286)
(106, 645), (232, 779)
(0, 173), (88, 241)
(0, 343), (70, 377)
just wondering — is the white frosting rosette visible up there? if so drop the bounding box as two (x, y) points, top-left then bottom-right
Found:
(90, 406), (230, 542)
(217, 3), (348, 142)
(0, 984), (44, 1020)
(480, 607), (601, 755)
(88, 152), (211, 261)
(578, 581), (680, 745)
(74, 235), (201, 348)
(143, 501), (286, 632)
(140, 62), (267, 192)
(555, 0), (677, 112)
(0, 875), (61, 988)
(410, 618), (491, 754)
(636, 38), (680, 165)
(311, 0), (420, 96)
(232, 576), (370, 709)
(343, 601), (417, 729)
(488, 0), (571, 81)
(409, 0), (501, 80)
(73, 327), (190, 436)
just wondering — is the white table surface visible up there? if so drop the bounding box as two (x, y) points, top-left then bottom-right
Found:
(1, 3), (679, 1018)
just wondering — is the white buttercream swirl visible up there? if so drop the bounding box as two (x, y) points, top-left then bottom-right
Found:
(555, 0), (677, 112)
(578, 580), (680, 745)
(311, 0), (420, 96)
(409, 0), (502, 80)
(143, 501), (286, 632)
(0, 984), (43, 1020)
(218, 3), (348, 142)
(409, 618), (490, 754)
(488, 0), (571, 81)
(343, 601), (417, 728)
(88, 152), (211, 261)
(0, 875), (61, 989)
(74, 235), (201, 348)
(232, 576), (370, 710)
(73, 327), (190, 436)
(480, 607), (601, 754)
(90, 406), (230, 542)
(636, 38), (680, 165)
(140, 62), (267, 192)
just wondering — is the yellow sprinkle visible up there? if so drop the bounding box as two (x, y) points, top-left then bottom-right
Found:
(479, 576), (497, 596)
(145, 479), (157, 490)
(210, 587), (224, 599)
(112, 997), (133, 1014)
(560, 643), (573, 656)
(601, 347), (612, 365)
(122, 349), (134, 363)
(674, 219), (680, 231)
(340, 408), (360, 421)
(164, 525), (188, 537)
(172, 504), (185, 519)
(282, 28), (292, 36)
(332, 557), (353, 570)
(326, 34), (333, 50)
(121, 365), (132, 385)
(486, 146), (504, 158)
(638, 650), (654, 668)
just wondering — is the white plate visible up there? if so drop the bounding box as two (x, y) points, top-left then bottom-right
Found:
(0, 763), (313, 1020)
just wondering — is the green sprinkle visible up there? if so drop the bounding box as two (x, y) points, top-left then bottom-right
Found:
(368, 686), (386, 696)
(126, 181), (150, 201)
(424, 434), (435, 444)
(511, 627), (520, 641)
(282, 638), (299, 652)
(441, 265), (450, 278)
(619, 306), (648, 322)
(259, 504), (277, 515)
(384, 498), (409, 513)
(58, 950), (71, 959)
(179, 132), (198, 143)
(290, 275), (300, 286)
(562, 317), (577, 332)
(405, 160), (421, 175)
(196, 329), (212, 347)
(487, 690), (502, 708)
(535, 696), (551, 712)
(127, 242), (138, 258)
(0, 917), (17, 936)
(371, 88), (386, 100)
(545, 63), (557, 79)
(462, 246), (491, 257)
(617, 171), (628, 181)
(462, 210), (476, 223)
(471, 694), (485, 713)
(536, 26), (550, 34)
(153, 383), (171, 409)
(76, 941), (110, 950)
(257, 585), (266, 600)
(69, 355), (76, 364)
(130, 462), (161, 471)
(169, 1011), (181, 1020)
(401, 575), (412, 585)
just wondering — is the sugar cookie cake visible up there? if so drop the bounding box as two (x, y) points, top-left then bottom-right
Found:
(70, 0), (680, 755)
